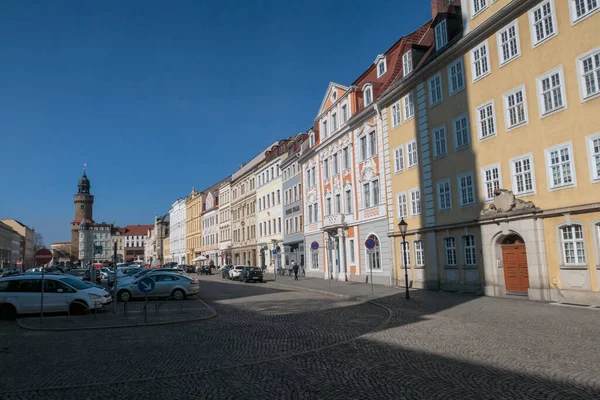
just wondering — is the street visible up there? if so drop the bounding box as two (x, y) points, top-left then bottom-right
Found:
(1, 275), (599, 399)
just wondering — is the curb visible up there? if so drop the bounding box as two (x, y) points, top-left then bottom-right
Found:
(15, 298), (218, 332)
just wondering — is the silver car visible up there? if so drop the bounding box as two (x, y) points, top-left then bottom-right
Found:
(115, 272), (199, 302)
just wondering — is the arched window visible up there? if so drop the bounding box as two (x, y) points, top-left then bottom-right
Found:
(309, 132), (315, 147)
(561, 224), (586, 265)
(367, 235), (381, 270)
(364, 85), (373, 106)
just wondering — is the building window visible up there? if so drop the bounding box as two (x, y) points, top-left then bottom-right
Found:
(364, 86), (373, 106)
(561, 225), (586, 264)
(497, 22), (520, 65)
(394, 146), (404, 173)
(432, 125), (447, 158)
(335, 194), (341, 214)
(586, 133), (600, 181)
(345, 189), (353, 214)
(452, 114), (470, 149)
(331, 112), (338, 132)
(409, 188), (421, 216)
(428, 73), (443, 107)
(402, 50), (413, 77)
(578, 48), (600, 101)
(458, 172), (475, 207)
(326, 197), (332, 216)
(463, 235), (477, 266)
(444, 237), (457, 266)
(341, 103), (348, 124)
(372, 180), (380, 206)
(435, 20), (448, 50)
(342, 147), (350, 170)
(391, 102), (402, 127)
(377, 58), (386, 77)
(397, 192), (408, 218)
(407, 140), (418, 168)
(309, 133), (315, 147)
(400, 241), (411, 267)
(448, 58), (465, 95)
(322, 119), (328, 137)
(511, 155), (536, 195)
(472, 0), (488, 16)
(311, 251), (319, 270)
(529, 0), (557, 46)
(546, 143), (575, 189)
(368, 131), (376, 157)
(504, 86), (528, 130)
(364, 183), (371, 208)
(482, 164), (501, 201)
(437, 179), (452, 211)
(403, 92), (414, 121)
(570, 0), (599, 23)
(308, 205), (313, 223)
(333, 153), (339, 175)
(360, 136), (368, 161)
(349, 239), (355, 263)
(537, 67), (566, 116)
(476, 101), (497, 139)
(414, 241), (424, 267)
(471, 41), (490, 81)
(366, 235), (381, 270)
(323, 158), (330, 180)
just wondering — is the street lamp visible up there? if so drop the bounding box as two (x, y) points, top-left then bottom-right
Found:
(398, 218), (410, 300)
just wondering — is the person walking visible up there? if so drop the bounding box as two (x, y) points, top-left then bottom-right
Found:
(292, 261), (299, 281)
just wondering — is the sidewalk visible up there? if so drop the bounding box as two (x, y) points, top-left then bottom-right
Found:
(265, 274), (402, 300)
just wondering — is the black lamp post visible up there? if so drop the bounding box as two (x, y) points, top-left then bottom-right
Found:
(398, 218), (409, 300)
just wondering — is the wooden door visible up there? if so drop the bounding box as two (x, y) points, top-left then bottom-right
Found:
(502, 243), (529, 294)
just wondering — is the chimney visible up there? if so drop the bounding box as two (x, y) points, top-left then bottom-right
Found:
(431, 0), (450, 19)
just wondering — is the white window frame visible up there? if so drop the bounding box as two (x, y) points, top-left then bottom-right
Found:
(403, 92), (415, 121)
(409, 187), (421, 216)
(437, 178), (452, 211)
(400, 241), (411, 268)
(342, 146), (350, 170)
(503, 85), (529, 131)
(391, 101), (402, 128)
(471, 0), (488, 18)
(414, 240), (425, 267)
(510, 153), (536, 196)
(545, 142), (577, 191)
(377, 57), (387, 78)
(452, 113), (471, 150)
(585, 132), (600, 183)
(497, 21), (521, 66)
(331, 112), (338, 132)
(368, 131), (377, 158)
(444, 236), (457, 266)
(333, 152), (339, 175)
(576, 47), (600, 103)
(470, 40), (491, 82)
(457, 172), (475, 207)
(463, 235), (477, 266)
(428, 72), (443, 107)
(569, 0), (600, 24)
(529, 0), (558, 48)
(406, 140), (418, 168)
(309, 133), (315, 147)
(364, 85), (373, 106)
(435, 20), (448, 51)
(341, 102), (348, 124)
(447, 58), (465, 96)
(560, 224), (587, 265)
(345, 188), (353, 214)
(322, 118), (328, 137)
(393, 146), (405, 173)
(432, 125), (448, 158)
(536, 66), (567, 118)
(476, 100), (497, 140)
(397, 192), (408, 218)
(402, 50), (413, 77)
(360, 136), (368, 161)
(481, 163), (502, 202)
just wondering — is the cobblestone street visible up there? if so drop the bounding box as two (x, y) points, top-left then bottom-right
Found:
(1, 275), (599, 399)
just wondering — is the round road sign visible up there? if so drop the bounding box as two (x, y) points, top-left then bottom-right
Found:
(138, 277), (156, 294)
(364, 238), (377, 250)
(310, 241), (319, 251)
(35, 248), (53, 265)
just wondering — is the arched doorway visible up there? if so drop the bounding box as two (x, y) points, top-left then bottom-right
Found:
(501, 235), (530, 294)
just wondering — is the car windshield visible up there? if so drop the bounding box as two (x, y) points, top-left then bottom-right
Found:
(248, 267), (261, 271)
(60, 276), (93, 290)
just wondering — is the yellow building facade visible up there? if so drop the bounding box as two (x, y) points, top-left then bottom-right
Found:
(185, 188), (203, 264)
(381, 0), (600, 305)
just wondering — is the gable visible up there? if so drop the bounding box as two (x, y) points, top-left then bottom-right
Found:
(316, 82), (350, 118)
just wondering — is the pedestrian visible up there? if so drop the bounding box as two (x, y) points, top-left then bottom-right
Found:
(292, 261), (299, 280)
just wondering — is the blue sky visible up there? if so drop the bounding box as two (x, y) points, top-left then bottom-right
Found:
(0, 0), (431, 245)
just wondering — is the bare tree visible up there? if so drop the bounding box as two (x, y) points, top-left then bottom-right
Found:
(34, 233), (46, 252)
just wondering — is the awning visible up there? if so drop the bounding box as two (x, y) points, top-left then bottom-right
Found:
(192, 255), (208, 262)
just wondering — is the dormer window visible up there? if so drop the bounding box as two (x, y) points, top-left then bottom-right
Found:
(376, 55), (387, 78)
(435, 20), (448, 50)
(402, 51), (413, 77)
(363, 85), (373, 106)
(309, 132), (315, 147)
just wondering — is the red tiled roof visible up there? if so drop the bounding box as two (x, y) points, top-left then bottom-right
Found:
(52, 241), (71, 245)
(124, 224), (154, 236)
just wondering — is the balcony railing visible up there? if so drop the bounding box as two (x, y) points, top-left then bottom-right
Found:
(322, 214), (346, 230)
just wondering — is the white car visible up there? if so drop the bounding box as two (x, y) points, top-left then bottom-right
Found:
(0, 274), (112, 319)
(228, 265), (246, 280)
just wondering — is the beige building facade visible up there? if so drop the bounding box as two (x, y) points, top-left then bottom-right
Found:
(186, 188), (203, 264)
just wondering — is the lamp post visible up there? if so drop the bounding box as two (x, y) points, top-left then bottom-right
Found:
(398, 218), (410, 300)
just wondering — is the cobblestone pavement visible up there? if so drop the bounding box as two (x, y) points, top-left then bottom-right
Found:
(1, 275), (599, 399)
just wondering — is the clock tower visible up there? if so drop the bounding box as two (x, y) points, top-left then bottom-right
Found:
(71, 168), (94, 258)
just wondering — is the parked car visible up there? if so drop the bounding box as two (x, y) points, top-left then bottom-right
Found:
(25, 268), (42, 274)
(111, 268), (188, 291)
(114, 272), (199, 302)
(228, 265), (245, 281)
(199, 265), (213, 275)
(221, 265), (232, 279)
(185, 265), (198, 273)
(0, 274), (112, 319)
(240, 266), (264, 283)
(107, 266), (141, 287)
(82, 269), (102, 284)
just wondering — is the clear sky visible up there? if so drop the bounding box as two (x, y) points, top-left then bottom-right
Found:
(0, 0), (431, 245)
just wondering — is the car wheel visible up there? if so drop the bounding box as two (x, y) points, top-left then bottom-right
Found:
(172, 289), (185, 300)
(69, 301), (87, 316)
(118, 290), (131, 302)
(0, 304), (17, 320)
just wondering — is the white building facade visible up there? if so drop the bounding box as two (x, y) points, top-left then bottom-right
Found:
(169, 198), (187, 264)
(201, 190), (220, 266)
(218, 179), (232, 266)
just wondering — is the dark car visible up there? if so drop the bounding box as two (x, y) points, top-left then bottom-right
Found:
(241, 266), (263, 283)
(221, 265), (232, 279)
(199, 265), (212, 275)
(185, 265), (198, 273)
(82, 269), (102, 284)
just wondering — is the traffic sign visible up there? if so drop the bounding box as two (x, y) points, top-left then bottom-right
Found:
(35, 248), (53, 265)
(310, 241), (319, 251)
(138, 277), (155, 294)
(271, 249), (277, 255)
(16, 260), (22, 267)
(365, 238), (377, 250)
